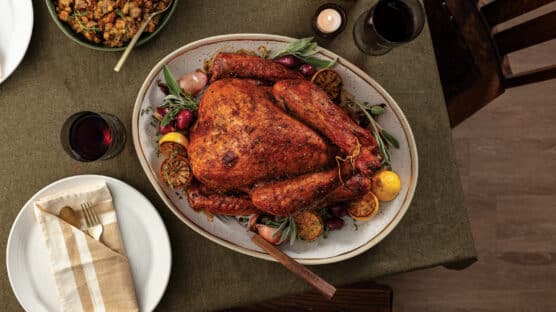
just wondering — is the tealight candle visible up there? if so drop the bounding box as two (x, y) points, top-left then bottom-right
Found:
(312, 4), (347, 39)
(317, 9), (342, 33)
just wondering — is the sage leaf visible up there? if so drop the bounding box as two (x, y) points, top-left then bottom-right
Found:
(297, 42), (318, 56)
(301, 55), (337, 69)
(287, 37), (313, 53)
(381, 129), (400, 149)
(162, 65), (182, 97)
(370, 105), (385, 116)
(272, 37), (336, 69)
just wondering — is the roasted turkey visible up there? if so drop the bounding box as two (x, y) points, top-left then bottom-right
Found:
(186, 53), (381, 217)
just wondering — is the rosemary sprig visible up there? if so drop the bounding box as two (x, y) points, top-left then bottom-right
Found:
(267, 216), (299, 245)
(272, 218), (289, 236)
(349, 99), (400, 169)
(273, 37), (337, 69)
(159, 65), (198, 126)
(289, 218), (297, 245)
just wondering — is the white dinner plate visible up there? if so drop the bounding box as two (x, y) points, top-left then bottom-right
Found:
(6, 175), (171, 312)
(133, 34), (419, 265)
(0, 0), (33, 84)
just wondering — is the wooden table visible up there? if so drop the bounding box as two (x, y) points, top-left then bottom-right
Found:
(0, 0), (476, 310)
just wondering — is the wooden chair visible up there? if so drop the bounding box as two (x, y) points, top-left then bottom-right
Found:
(423, 0), (556, 127)
(226, 281), (393, 312)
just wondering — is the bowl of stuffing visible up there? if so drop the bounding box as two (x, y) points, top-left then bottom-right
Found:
(45, 0), (178, 51)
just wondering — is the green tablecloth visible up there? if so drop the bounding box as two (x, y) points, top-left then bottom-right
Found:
(0, 0), (476, 310)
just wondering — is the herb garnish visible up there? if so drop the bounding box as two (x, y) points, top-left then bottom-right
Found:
(159, 65), (198, 126)
(161, 161), (174, 189)
(264, 216), (299, 245)
(72, 10), (100, 33)
(370, 105), (385, 116)
(141, 107), (153, 116)
(115, 8), (125, 19)
(348, 99), (400, 169)
(273, 37), (337, 69)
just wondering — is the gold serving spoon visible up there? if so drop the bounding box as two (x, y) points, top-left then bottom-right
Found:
(114, 1), (173, 72)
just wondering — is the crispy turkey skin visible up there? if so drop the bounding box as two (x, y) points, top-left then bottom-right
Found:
(188, 78), (334, 191)
(186, 53), (381, 216)
(209, 53), (304, 82)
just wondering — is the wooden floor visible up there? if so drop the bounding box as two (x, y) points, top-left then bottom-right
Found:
(377, 38), (556, 310)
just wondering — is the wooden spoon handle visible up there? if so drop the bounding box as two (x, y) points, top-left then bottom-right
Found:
(252, 234), (336, 300)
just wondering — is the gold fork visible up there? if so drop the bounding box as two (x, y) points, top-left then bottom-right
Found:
(113, 0), (174, 72)
(81, 202), (104, 240)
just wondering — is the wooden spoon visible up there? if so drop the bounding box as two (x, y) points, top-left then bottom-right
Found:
(251, 233), (336, 300)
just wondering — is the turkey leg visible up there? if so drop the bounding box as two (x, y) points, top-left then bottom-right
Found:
(273, 79), (382, 176)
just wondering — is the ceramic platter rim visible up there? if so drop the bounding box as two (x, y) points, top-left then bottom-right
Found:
(132, 33), (419, 265)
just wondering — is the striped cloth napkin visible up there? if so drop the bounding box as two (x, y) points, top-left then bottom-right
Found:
(34, 183), (139, 312)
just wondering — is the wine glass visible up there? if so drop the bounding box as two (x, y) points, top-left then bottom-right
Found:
(61, 111), (126, 162)
(353, 0), (426, 55)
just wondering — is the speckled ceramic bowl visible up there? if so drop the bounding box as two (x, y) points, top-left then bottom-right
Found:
(45, 0), (178, 51)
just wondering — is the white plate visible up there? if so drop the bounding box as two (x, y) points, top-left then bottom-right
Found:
(133, 34), (418, 265)
(6, 175), (171, 312)
(0, 0), (33, 84)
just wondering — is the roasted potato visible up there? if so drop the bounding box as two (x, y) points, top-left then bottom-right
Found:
(294, 211), (324, 241)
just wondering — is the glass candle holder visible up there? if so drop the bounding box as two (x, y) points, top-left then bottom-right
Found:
(312, 3), (347, 39)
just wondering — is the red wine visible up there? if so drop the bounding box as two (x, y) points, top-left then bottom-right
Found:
(353, 0), (424, 55)
(372, 1), (415, 42)
(69, 113), (112, 161)
(61, 111), (126, 161)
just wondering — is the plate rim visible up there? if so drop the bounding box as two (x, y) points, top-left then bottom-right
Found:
(0, 0), (34, 84)
(132, 33), (419, 265)
(6, 174), (172, 312)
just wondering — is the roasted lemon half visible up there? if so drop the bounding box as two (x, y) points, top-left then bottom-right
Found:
(348, 191), (380, 221)
(158, 132), (188, 157)
(159, 155), (192, 189)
